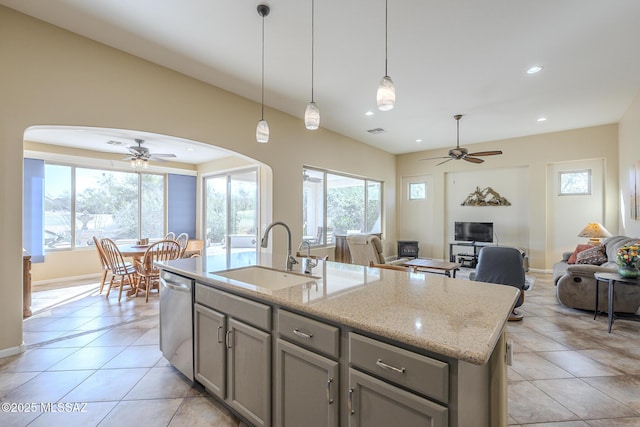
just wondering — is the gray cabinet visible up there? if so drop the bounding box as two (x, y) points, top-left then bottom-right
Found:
(348, 368), (448, 427)
(227, 317), (271, 427)
(194, 303), (226, 398)
(275, 338), (339, 427)
(194, 283), (272, 427)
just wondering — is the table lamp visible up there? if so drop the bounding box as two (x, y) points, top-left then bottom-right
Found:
(577, 222), (612, 245)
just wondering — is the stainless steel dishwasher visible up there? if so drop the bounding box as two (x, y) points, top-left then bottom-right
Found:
(159, 270), (194, 381)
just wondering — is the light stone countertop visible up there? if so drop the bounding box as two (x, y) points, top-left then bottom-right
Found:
(158, 255), (519, 365)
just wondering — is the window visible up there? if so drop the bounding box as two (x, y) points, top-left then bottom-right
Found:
(409, 182), (426, 200)
(303, 167), (382, 246)
(44, 164), (166, 249)
(559, 170), (591, 195)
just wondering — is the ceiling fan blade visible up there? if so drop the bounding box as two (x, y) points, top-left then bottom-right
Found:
(149, 153), (176, 158)
(419, 156), (450, 161)
(463, 157), (484, 164)
(467, 150), (502, 157)
(436, 158), (453, 166)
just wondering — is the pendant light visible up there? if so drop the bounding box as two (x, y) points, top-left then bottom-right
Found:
(376, 0), (395, 111)
(304, 0), (320, 130)
(256, 4), (270, 143)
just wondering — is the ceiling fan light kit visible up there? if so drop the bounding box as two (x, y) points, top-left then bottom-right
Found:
(420, 115), (503, 165)
(125, 138), (176, 167)
(256, 4), (270, 143)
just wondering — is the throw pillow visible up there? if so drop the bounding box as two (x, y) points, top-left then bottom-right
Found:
(567, 244), (592, 264)
(576, 246), (608, 265)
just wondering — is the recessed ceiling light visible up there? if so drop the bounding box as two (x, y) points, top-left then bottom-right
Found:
(537, 117), (547, 122)
(527, 65), (543, 74)
(186, 148), (195, 151)
(415, 139), (423, 143)
(365, 111), (374, 116)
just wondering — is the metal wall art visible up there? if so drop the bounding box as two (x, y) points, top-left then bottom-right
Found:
(461, 186), (511, 206)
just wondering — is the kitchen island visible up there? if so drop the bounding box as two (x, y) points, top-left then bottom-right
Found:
(158, 255), (519, 427)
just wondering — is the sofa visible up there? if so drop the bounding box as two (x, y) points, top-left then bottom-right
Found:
(554, 235), (640, 313)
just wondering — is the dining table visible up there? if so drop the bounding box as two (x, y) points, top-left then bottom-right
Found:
(117, 243), (152, 260)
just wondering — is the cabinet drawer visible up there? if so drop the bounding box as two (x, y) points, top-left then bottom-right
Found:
(277, 310), (339, 358)
(349, 333), (449, 403)
(195, 283), (271, 331)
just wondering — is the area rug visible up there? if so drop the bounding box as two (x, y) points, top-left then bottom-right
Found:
(456, 267), (535, 290)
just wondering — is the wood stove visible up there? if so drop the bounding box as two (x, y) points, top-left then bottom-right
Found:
(397, 240), (419, 259)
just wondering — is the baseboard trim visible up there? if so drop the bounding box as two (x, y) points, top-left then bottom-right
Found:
(33, 273), (102, 287)
(0, 344), (25, 358)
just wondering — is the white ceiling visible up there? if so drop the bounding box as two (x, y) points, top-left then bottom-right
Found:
(24, 126), (233, 164)
(5, 0), (640, 156)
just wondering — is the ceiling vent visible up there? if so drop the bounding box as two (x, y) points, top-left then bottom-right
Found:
(106, 140), (123, 145)
(367, 128), (386, 135)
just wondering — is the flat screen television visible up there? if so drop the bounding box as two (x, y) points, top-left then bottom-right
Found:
(454, 222), (493, 243)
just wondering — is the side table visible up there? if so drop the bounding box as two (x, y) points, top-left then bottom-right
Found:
(594, 271), (640, 333)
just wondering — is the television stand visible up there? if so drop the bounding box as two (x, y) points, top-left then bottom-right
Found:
(449, 241), (493, 268)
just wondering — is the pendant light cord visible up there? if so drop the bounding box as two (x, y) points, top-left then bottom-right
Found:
(311, 0), (315, 102)
(261, 11), (265, 120)
(384, 0), (388, 76)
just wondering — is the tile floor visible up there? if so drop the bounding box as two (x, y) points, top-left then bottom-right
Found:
(2, 273), (640, 426)
(2, 281), (243, 427)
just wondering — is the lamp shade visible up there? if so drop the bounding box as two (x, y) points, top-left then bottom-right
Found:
(256, 119), (269, 143)
(578, 222), (612, 244)
(304, 102), (320, 130)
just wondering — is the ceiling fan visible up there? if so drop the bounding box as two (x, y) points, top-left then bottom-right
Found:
(420, 115), (502, 166)
(123, 138), (177, 163)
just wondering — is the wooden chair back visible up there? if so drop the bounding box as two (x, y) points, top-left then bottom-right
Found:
(93, 236), (109, 294)
(101, 238), (130, 275)
(100, 237), (136, 300)
(175, 233), (189, 256)
(136, 239), (182, 302)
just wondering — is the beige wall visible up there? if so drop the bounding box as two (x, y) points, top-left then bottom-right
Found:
(1, 7), (396, 355)
(396, 124), (619, 271)
(619, 91), (640, 237)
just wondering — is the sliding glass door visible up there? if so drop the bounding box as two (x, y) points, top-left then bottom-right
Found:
(204, 168), (258, 270)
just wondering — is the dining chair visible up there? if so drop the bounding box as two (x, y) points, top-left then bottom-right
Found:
(100, 238), (137, 301)
(164, 231), (176, 240)
(92, 236), (110, 294)
(175, 232), (189, 257)
(93, 236), (132, 294)
(134, 239), (182, 302)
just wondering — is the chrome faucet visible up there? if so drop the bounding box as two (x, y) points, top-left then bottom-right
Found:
(298, 240), (318, 275)
(260, 221), (298, 271)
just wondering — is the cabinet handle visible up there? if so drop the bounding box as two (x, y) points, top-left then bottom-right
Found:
(217, 326), (223, 344)
(376, 358), (406, 374)
(348, 388), (355, 415)
(225, 330), (232, 348)
(326, 378), (334, 404)
(293, 329), (313, 339)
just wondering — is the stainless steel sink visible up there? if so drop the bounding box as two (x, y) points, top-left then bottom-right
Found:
(212, 266), (318, 290)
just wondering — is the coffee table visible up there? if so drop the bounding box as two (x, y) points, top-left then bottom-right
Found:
(402, 258), (461, 278)
(594, 271), (640, 333)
